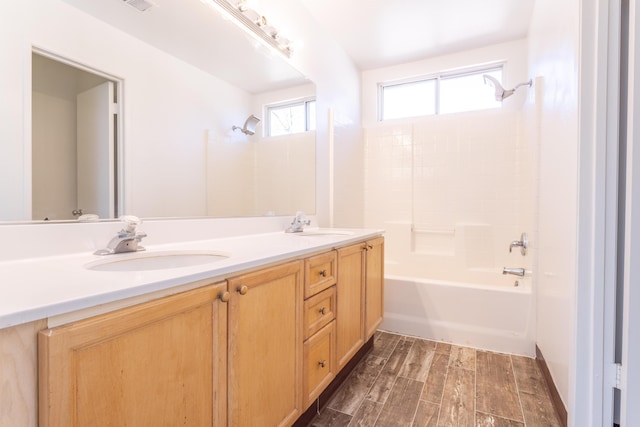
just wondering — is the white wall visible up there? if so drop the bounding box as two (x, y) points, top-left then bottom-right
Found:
(526, 0), (580, 416)
(31, 92), (77, 221)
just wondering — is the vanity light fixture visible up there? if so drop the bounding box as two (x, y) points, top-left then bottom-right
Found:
(232, 114), (261, 135)
(200, 0), (294, 58)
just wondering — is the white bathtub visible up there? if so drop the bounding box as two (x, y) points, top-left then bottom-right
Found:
(380, 274), (535, 356)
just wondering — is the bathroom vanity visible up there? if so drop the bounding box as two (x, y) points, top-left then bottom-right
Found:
(0, 224), (383, 427)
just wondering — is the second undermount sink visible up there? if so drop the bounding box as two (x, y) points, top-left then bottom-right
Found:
(85, 250), (230, 272)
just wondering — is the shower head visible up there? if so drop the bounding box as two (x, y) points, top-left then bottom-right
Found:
(483, 75), (532, 102)
(232, 114), (261, 136)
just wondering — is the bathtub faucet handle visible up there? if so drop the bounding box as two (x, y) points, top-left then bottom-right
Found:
(509, 232), (528, 256)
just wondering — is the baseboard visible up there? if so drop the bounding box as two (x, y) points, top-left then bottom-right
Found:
(536, 345), (568, 427)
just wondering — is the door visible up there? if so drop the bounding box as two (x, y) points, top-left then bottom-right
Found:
(77, 81), (116, 219)
(227, 261), (303, 426)
(336, 243), (365, 370)
(38, 284), (227, 427)
(365, 237), (384, 340)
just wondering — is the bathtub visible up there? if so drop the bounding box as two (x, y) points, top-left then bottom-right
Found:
(380, 274), (535, 356)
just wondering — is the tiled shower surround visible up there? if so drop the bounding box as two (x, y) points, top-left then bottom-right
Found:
(364, 109), (535, 285)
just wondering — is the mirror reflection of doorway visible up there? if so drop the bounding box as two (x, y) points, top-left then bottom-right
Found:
(32, 51), (120, 221)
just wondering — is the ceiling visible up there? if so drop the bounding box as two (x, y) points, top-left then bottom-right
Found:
(59, 0), (307, 93)
(60, 0), (535, 85)
(300, 0), (536, 70)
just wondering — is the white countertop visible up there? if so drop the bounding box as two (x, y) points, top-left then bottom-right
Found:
(0, 228), (382, 329)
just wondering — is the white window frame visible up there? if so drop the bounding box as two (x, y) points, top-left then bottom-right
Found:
(264, 96), (316, 137)
(378, 63), (505, 121)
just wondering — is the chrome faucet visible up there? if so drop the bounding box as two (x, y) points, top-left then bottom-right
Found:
(503, 267), (525, 277)
(94, 216), (147, 255)
(509, 232), (528, 256)
(285, 211), (311, 233)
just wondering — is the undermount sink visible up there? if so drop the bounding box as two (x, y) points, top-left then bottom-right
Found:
(293, 229), (355, 236)
(85, 250), (230, 272)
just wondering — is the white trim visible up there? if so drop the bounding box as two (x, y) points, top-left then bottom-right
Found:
(621, 0), (640, 423)
(574, 0), (614, 425)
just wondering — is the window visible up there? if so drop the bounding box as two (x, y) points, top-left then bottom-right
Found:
(266, 98), (316, 136)
(379, 66), (503, 121)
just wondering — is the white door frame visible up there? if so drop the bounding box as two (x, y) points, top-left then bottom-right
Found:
(574, 0), (619, 425)
(620, 0), (640, 423)
(576, 0), (640, 425)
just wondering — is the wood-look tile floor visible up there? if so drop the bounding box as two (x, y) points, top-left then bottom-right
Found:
(308, 331), (561, 427)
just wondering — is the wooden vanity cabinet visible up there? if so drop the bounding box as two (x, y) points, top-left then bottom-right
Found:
(227, 260), (303, 427)
(35, 236), (383, 427)
(364, 237), (385, 340)
(38, 283), (228, 427)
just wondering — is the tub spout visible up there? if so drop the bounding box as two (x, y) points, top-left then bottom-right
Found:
(502, 267), (525, 277)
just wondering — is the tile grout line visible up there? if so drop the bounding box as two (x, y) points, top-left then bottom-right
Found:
(510, 354), (528, 426)
(433, 348), (452, 427)
(474, 348), (477, 427)
(408, 347), (437, 426)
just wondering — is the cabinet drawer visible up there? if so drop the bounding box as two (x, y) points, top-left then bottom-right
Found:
(304, 251), (337, 298)
(303, 286), (336, 340)
(303, 320), (336, 408)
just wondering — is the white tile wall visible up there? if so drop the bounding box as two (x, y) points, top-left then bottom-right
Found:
(364, 108), (534, 284)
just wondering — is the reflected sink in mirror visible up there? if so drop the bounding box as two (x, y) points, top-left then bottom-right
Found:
(293, 229), (355, 237)
(85, 250), (230, 272)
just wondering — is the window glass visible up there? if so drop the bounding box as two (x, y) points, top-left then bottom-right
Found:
(267, 99), (316, 136)
(439, 68), (502, 114)
(379, 66), (503, 121)
(381, 79), (436, 120)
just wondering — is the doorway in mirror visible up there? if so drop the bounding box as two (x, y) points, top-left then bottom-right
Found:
(31, 51), (122, 221)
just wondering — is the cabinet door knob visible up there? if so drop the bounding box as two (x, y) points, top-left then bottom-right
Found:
(237, 285), (248, 295)
(319, 269), (327, 277)
(318, 360), (327, 368)
(319, 307), (326, 315)
(218, 291), (231, 303)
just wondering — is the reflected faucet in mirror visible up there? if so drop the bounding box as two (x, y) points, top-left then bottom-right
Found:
(94, 216), (147, 255)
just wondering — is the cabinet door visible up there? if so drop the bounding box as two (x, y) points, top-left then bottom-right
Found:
(227, 261), (303, 427)
(336, 243), (365, 370)
(365, 237), (385, 339)
(303, 320), (336, 408)
(38, 283), (228, 427)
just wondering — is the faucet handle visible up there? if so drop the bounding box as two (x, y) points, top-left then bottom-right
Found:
(120, 215), (142, 233)
(509, 232), (528, 256)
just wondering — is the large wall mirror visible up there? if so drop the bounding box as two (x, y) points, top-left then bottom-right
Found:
(2, 0), (315, 223)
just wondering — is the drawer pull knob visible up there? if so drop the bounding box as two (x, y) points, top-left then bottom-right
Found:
(237, 285), (248, 295)
(218, 291), (231, 303)
(319, 307), (326, 315)
(319, 270), (327, 277)
(318, 360), (327, 368)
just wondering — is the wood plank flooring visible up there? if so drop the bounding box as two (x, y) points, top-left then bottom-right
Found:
(307, 331), (561, 427)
